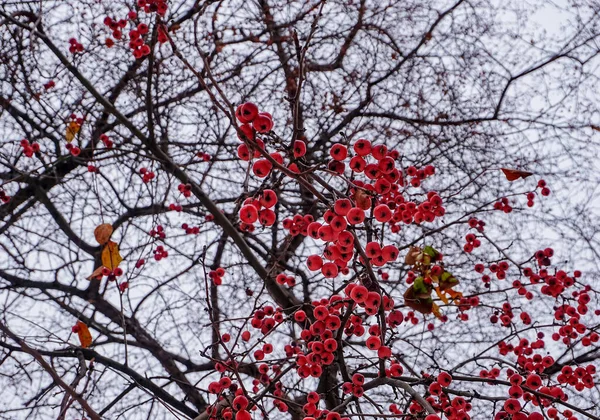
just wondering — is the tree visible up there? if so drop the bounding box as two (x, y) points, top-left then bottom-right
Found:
(1, 0), (599, 419)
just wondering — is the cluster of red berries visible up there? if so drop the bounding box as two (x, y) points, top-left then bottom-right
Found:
(65, 143), (81, 156)
(153, 245), (168, 261)
(275, 273), (296, 287)
(103, 1), (168, 55)
(19, 139), (40, 158)
(468, 217), (485, 232)
(139, 167), (156, 183)
(196, 151), (211, 161)
(181, 223), (200, 235)
(413, 372), (472, 419)
(100, 133), (113, 149)
(103, 15), (128, 42)
(494, 197), (513, 213)
(463, 232), (481, 253)
(513, 339), (555, 373)
(127, 22), (152, 58)
(68, 38), (84, 54)
(177, 183), (192, 198)
(236, 102), (274, 135)
(248, 305), (283, 337)
(533, 247), (553, 267)
(149, 225), (166, 239)
(490, 302), (516, 328)
(235, 103), (275, 177)
(341, 373), (366, 398)
(168, 203), (183, 211)
(238, 189), (277, 231)
(136, 0), (168, 15)
(526, 191), (536, 207)
(557, 364), (596, 391)
(118, 282), (129, 292)
(0, 189), (9, 204)
(302, 392), (350, 420)
(100, 266), (124, 280)
(537, 179), (551, 196)
(208, 267), (225, 285)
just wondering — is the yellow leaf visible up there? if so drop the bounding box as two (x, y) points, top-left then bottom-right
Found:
(432, 303), (442, 319)
(76, 321), (92, 348)
(94, 223), (113, 245)
(86, 266), (105, 281)
(435, 287), (449, 305)
(66, 121), (80, 143)
(102, 241), (123, 270)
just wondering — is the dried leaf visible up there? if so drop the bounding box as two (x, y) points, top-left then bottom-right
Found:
(404, 246), (421, 265)
(501, 168), (533, 182)
(86, 266), (105, 281)
(354, 189), (372, 210)
(102, 241), (123, 270)
(403, 286), (434, 315)
(76, 321), (92, 348)
(94, 223), (113, 245)
(66, 121), (80, 143)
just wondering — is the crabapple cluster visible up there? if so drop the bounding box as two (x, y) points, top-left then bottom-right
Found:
(139, 167), (156, 183)
(538, 179), (551, 196)
(462, 232), (481, 253)
(341, 373), (366, 399)
(302, 391), (350, 420)
(100, 133), (113, 149)
(136, 0), (168, 15)
(168, 203), (183, 211)
(19, 139), (40, 158)
(526, 192), (536, 207)
(208, 267), (226, 285)
(153, 245), (168, 261)
(276, 273), (296, 287)
(238, 189), (277, 231)
(68, 38), (84, 54)
(494, 197), (513, 213)
(467, 217), (486, 232)
(557, 364), (597, 391)
(65, 143), (81, 156)
(99, 266), (124, 283)
(177, 183), (192, 198)
(248, 305), (283, 338)
(103, 2), (168, 56)
(196, 151), (212, 161)
(181, 223), (200, 235)
(493, 370), (574, 419)
(149, 225), (166, 239)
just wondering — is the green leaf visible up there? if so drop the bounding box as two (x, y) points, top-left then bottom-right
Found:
(413, 276), (428, 295)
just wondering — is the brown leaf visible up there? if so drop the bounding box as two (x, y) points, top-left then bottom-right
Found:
(76, 321), (92, 348)
(403, 286), (433, 314)
(501, 168), (533, 182)
(102, 241), (123, 270)
(404, 246), (421, 266)
(354, 189), (372, 210)
(94, 223), (113, 245)
(86, 266), (105, 281)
